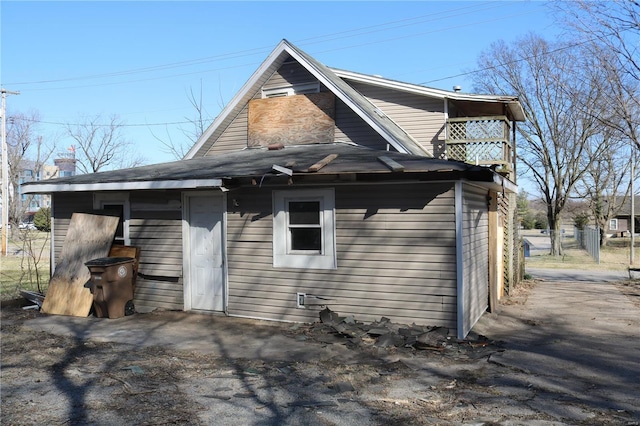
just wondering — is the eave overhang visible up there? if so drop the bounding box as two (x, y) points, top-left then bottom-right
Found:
(22, 143), (514, 195)
(332, 68), (526, 122)
(22, 179), (223, 194)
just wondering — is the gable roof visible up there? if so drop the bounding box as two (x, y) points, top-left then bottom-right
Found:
(23, 143), (515, 194)
(331, 68), (526, 122)
(185, 39), (431, 159)
(613, 195), (640, 216)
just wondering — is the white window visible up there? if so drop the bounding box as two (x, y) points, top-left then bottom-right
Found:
(262, 82), (320, 98)
(273, 189), (336, 269)
(94, 193), (130, 245)
(610, 219), (618, 231)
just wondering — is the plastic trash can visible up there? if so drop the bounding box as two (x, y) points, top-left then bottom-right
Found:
(84, 257), (135, 319)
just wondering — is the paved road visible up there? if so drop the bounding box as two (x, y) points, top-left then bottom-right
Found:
(526, 267), (630, 282)
(475, 267), (640, 421)
(522, 233), (553, 256)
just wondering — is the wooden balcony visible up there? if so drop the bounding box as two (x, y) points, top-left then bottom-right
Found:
(445, 116), (514, 172)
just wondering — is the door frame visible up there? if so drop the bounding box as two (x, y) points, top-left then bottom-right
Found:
(182, 191), (228, 313)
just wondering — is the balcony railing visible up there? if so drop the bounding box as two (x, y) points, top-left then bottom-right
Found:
(445, 116), (513, 172)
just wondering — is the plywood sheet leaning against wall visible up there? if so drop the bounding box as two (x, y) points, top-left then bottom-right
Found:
(41, 213), (120, 316)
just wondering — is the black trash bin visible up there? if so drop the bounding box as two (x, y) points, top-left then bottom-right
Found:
(85, 257), (135, 319)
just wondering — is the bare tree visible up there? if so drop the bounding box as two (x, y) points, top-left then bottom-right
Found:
(472, 34), (604, 255)
(574, 131), (634, 245)
(65, 114), (145, 174)
(6, 111), (55, 225)
(571, 43), (639, 245)
(549, 2), (640, 247)
(557, 0), (640, 152)
(153, 81), (216, 160)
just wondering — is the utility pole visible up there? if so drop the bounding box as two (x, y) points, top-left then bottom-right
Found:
(1, 88), (19, 256)
(631, 150), (635, 266)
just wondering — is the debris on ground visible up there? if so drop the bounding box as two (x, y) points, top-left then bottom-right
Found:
(288, 307), (495, 357)
(18, 289), (45, 309)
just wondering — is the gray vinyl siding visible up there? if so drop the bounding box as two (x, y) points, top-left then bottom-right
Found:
(204, 61), (392, 155)
(334, 99), (391, 150)
(226, 182), (458, 329)
(51, 192), (94, 267)
(460, 183), (489, 336)
(205, 106), (249, 156)
(262, 60), (318, 90)
(192, 52), (283, 158)
(51, 191), (184, 313)
(204, 61), (322, 157)
(204, 98), (393, 155)
(128, 191), (184, 312)
(348, 82), (446, 156)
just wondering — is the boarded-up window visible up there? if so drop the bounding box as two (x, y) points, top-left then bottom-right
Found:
(248, 92), (335, 147)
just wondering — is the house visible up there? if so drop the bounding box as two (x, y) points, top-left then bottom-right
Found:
(9, 151), (76, 224)
(606, 196), (640, 237)
(23, 40), (524, 338)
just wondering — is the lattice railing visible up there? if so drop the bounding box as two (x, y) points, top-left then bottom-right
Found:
(446, 116), (513, 170)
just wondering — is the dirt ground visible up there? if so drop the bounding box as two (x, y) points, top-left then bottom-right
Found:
(2, 280), (639, 426)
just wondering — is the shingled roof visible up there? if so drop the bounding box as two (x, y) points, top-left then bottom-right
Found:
(23, 143), (515, 194)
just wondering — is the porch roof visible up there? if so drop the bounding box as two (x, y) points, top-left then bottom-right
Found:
(22, 143), (516, 194)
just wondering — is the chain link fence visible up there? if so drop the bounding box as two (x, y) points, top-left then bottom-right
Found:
(574, 226), (600, 264)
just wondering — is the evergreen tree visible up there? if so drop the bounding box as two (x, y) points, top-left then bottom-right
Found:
(33, 207), (51, 232)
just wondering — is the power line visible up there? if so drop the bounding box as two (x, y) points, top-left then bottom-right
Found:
(419, 29), (625, 86)
(8, 2), (504, 87)
(22, 117), (213, 128)
(6, 1), (542, 92)
(13, 4), (556, 129)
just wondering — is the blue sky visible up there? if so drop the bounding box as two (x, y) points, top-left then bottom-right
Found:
(1, 1), (558, 167)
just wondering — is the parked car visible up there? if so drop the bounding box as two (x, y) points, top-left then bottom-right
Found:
(19, 222), (36, 230)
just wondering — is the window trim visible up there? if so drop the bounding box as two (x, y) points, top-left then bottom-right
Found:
(273, 189), (336, 270)
(609, 218), (619, 231)
(262, 82), (320, 98)
(93, 192), (130, 245)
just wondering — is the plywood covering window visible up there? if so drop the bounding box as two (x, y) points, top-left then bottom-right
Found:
(248, 91), (336, 147)
(273, 189), (336, 269)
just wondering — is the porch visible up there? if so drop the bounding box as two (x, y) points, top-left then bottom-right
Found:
(446, 116), (514, 173)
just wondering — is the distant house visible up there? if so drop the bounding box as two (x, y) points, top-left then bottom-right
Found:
(607, 196), (640, 237)
(14, 152), (76, 222)
(23, 40), (524, 338)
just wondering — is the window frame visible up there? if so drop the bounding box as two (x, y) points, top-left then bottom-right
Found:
(273, 189), (336, 270)
(609, 218), (619, 231)
(93, 192), (130, 245)
(287, 200), (323, 254)
(262, 82), (320, 98)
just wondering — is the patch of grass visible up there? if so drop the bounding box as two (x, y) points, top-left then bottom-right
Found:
(1, 255), (50, 300)
(606, 237), (640, 249)
(1, 256), (49, 300)
(1, 231), (51, 301)
(525, 237), (631, 271)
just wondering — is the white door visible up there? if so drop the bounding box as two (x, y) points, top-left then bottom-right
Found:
(188, 194), (224, 311)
